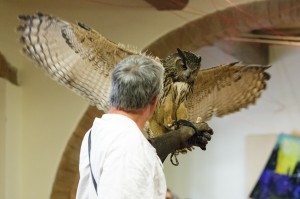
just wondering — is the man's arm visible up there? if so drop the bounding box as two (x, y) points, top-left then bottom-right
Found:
(148, 122), (213, 162)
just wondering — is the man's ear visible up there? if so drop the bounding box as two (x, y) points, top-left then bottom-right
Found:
(150, 95), (159, 106)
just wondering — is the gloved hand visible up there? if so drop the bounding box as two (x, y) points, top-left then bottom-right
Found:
(187, 122), (213, 150)
(148, 120), (214, 163)
(174, 120), (213, 150)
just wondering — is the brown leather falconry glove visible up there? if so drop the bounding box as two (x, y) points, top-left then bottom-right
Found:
(148, 121), (213, 163)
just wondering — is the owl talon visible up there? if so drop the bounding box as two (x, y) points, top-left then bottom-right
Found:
(167, 120), (178, 130)
(172, 119), (199, 135)
(171, 119), (213, 151)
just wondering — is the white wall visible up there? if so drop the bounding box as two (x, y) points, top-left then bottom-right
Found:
(0, 2), (89, 198)
(4, 82), (22, 199)
(164, 45), (300, 199)
(0, 78), (22, 199)
(20, 64), (88, 199)
(0, 80), (6, 199)
(0, 67), (88, 199)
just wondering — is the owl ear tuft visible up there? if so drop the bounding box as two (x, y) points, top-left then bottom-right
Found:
(176, 48), (187, 66)
(176, 48), (184, 56)
(198, 56), (202, 64)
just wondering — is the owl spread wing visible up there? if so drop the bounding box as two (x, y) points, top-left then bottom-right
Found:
(18, 13), (271, 125)
(18, 12), (138, 112)
(186, 62), (271, 122)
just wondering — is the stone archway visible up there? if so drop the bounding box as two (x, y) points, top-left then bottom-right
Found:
(50, 0), (300, 198)
(50, 106), (103, 199)
(144, 0), (300, 58)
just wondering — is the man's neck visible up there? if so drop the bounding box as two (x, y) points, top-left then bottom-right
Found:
(108, 107), (151, 131)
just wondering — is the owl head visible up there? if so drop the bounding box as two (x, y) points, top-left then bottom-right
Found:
(162, 48), (201, 84)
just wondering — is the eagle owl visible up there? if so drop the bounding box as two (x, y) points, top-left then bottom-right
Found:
(148, 49), (201, 138)
(17, 13), (271, 151)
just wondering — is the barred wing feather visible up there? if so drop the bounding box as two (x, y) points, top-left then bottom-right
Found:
(18, 12), (138, 112)
(186, 62), (271, 122)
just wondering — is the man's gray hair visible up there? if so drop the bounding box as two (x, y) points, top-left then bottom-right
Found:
(109, 55), (164, 111)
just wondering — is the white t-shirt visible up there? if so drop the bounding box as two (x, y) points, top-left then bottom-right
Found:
(76, 114), (166, 199)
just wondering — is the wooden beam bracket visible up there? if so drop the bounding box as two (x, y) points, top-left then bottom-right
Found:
(0, 52), (18, 85)
(145, 0), (188, 10)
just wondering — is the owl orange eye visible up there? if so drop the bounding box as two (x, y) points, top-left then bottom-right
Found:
(175, 59), (187, 70)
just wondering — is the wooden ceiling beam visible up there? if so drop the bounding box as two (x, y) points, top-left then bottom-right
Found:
(145, 0), (188, 10)
(0, 52), (18, 85)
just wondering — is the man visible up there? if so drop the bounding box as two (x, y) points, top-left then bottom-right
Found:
(76, 55), (213, 198)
